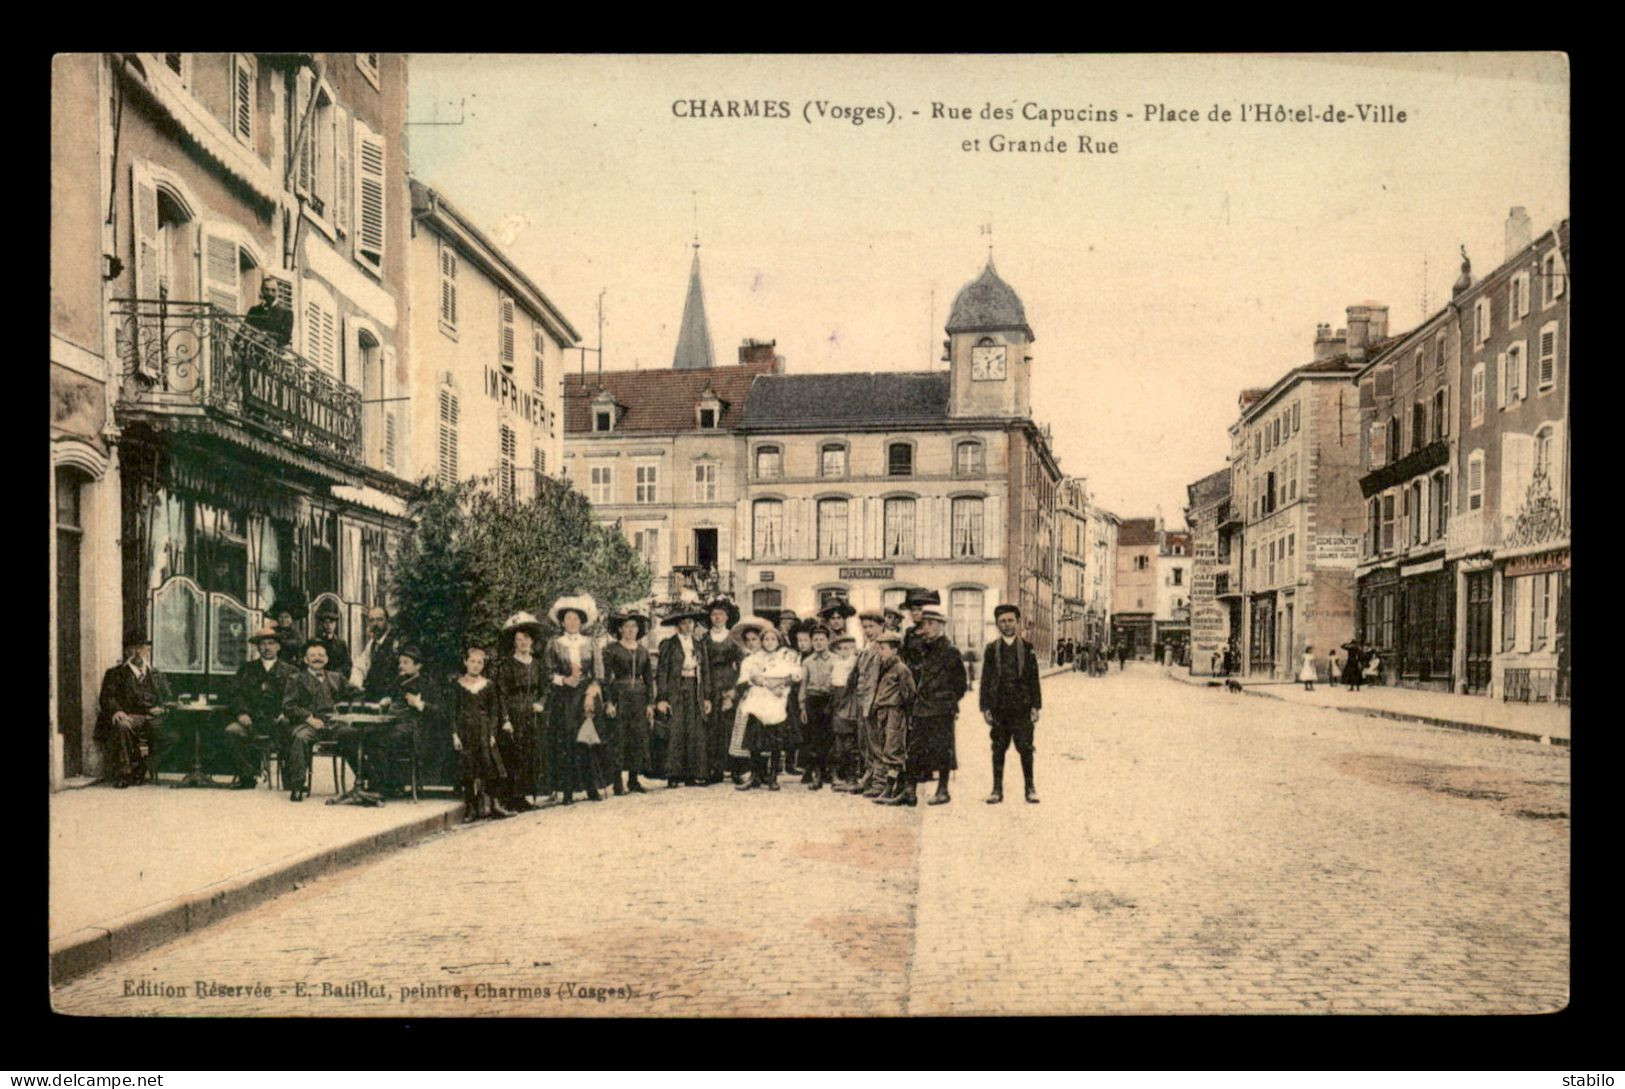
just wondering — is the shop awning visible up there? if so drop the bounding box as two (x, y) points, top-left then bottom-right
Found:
(331, 484), (409, 520)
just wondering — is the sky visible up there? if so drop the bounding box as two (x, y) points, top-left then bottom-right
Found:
(405, 53), (1568, 521)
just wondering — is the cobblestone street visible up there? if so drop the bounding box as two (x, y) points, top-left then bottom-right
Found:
(51, 664), (1569, 1017)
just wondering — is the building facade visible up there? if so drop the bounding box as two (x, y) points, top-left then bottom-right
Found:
(52, 53), (415, 786)
(408, 180), (577, 501)
(1154, 530), (1193, 663)
(1185, 468), (1232, 674)
(1112, 517), (1158, 658)
(1235, 307), (1377, 678)
(1444, 213), (1570, 700)
(1055, 477), (1089, 652)
(1084, 504), (1120, 650)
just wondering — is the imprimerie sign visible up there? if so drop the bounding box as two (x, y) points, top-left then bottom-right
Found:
(485, 365), (548, 429)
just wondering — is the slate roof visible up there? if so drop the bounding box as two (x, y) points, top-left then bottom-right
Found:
(946, 258), (1033, 339)
(737, 372), (952, 430)
(1117, 517), (1159, 547)
(1186, 468), (1231, 509)
(564, 360), (777, 434)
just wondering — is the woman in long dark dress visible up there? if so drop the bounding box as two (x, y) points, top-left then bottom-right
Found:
(602, 612), (655, 794)
(656, 608), (712, 788)
(493, 611), (548, 811)
(544, 594), (604, 804)
(452, 645), (510, 822)
(699, 597), (744, 785)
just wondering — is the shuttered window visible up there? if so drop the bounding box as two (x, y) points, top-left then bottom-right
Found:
(753, 500), (783, 559)
(202, 229), (240, 314)
(499, 293), (516, 370)
(332, 105), (352, 236)
(1468, 451), (1484, 510)
(533, 328), (546, 390)
(499, 426), (517, 502)
(952, 497), (984, 557)
(354, 118), (386, 272)
(533, 448), (547, 499)
(817, 499), (848, 559)
(1470, 364), (1486, 425)
(439, 243), (458, 330)
(437, 389), (460, 486)
(635, 464), (658, 504)
(883, 498), (916, 558)
(304, 295), (337, 374)
(231, 53), (255, 145)
(1538, 323), (1558, 390)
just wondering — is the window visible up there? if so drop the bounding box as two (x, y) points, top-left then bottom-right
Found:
(1366, 498), (1380, 557)
(1503, 343), (1525, 405)
(1433, 389), (1447, 441)
(887, 443), (914, 477)
(302, 284), (338, 375)
(1413, 403), (1427, 453)
(1468, 451), (1484, 510)
(1538, 322), (1558, 391)
(1535, 426), (1554, 476)
(821, 444), (847, 478)
(1409, 481), (1423, 546)
(1509, 271), (1530, 324)
(594, 408), (612, 432)
(817, 499), (849, 559)
(499, 426), (516, 503)
(633, 528), (660, 568)
(1381, 592), (1396, 651)
(1532, 573), (1552, 651)
(436, 388), (459, 485)
(1474, 298), (1491, 345)
(1253, 432), (1261, 459)
(755, 445), (782, 480)
(1272, 418), (1281, 447)
(1502, 577), (1519, 652)
(1263, 471), (1276, 515)
(355, 53), (381, 89)
(1435, 334), (1446, 373)
(698, 407), (717, 429)
(956, 441), (985, 476)
(1267, 539), (1276, 584)
(950, 588), (984, 652)
(231, 53), (255, 146)
(1542, 249), (1565, 304)
(635, 464), (658, 504)
(753, 587), (783, 613)
(498, 293), (516, 371)
(1134, 554), (1149, 571)
(951, 497), (984, 557)
(1470, 364), (1486, 426)
(1292, 401), (1300, 433)
(1388, 416), (1401, 460)
(1381, 493), (1396, 552)
(438, 242), (458, 333)
(353, 117), (387, 272)
(1288, 456), (1297, 502)
(533, 329), (546, 392)
(533, 448), (547, 499)
(883, 498), (916, 558)
(1432, 472), (1449, 539)
(693, 462), (717, 502)
(753, 499), (784, 559)
(1250, 547), (1257, 573)
(1172, 567), (1184, 586)
(1414, 348), (1425, 385)
(589, 465), (613, 505)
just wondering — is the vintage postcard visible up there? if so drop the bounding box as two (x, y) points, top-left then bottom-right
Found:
(49, 52), (1569, 1017)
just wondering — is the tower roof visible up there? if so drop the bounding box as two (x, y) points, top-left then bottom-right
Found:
(946, 257), (1033, 340)
(672, 247), (716, 370)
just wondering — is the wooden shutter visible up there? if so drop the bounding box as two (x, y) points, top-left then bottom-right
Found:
(231, 53), (255, 145)
(200, 226), (240, 315)
(1538, 325), (1557, 387)
(1496, 352), (1508, 409)
(439, 243), (457, 326)
(354, 118), (386, 270)
(533, 328), (545, 389)
(384, 411), (397, 471)
(438, 389), (460, 484)
(304, 293), (336, 374)
(295, 70), (314, 194)
(1499, 433), (1533, 539)
(131, 164), (160, 302)
(1516, 341), (1529, 401)
(499, 293), (516, 369)
(332, 104), (352, 237)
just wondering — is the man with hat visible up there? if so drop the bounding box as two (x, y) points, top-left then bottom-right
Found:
(843, 608), (889, 795)
(870, 630), (920, 806)
(979, 603), (1043, 804)
(271, 606), (304, 664)
(910, 607), (968, 805)
(313, 607), (352, 687)
(225, 624), (299, 789)
(95, 629), (174, 787)
(388, 644), (443, 795)
(901, 589), (941, 671)
(882, 606), (904, 634)
(655, 606), (712, 787)
(699, 597), (744, 784)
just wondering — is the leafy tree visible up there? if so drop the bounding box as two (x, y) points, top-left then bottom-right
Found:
(390, 475), (651, 679)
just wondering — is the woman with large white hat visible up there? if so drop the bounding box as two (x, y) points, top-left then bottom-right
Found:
(543, 594), (603, 804)
(492, 611), (549, 810)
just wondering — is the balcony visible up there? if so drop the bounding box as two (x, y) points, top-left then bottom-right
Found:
(112, 299), (362, 466)
(1215, 572), (1242, 598)
(1360, 439), (1449, 498)
(662, 566), (736, 605)
(1218, 500), (1244, 530)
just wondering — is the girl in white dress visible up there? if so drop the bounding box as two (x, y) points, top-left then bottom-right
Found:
(1298, 645), (1318, 690)
(734, 626), (804, 791)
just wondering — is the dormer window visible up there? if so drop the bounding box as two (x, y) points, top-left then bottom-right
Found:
(594, 409), (613, 432)
(699, 408), (717, 429)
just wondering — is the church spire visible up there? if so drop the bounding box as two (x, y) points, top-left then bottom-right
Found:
(672, 241), (716, 370)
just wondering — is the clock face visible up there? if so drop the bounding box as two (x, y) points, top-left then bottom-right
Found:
(971, 344), (1007, 381)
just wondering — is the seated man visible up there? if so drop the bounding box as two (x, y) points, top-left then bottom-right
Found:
(95, 630), (173, 788)
(280, 640), (359, 801)
(224, 625), (299, 789)
(380, 645), (439, 796)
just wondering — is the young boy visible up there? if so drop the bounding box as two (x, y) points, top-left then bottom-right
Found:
(828, 633), (860, 788)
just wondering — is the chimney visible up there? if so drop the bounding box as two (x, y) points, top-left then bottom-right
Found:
(1505, 206), (1532, 262)
(738, 338), (778, 366)
(1313, 323), (1346, 361)
(1346, 305), (1371, 351)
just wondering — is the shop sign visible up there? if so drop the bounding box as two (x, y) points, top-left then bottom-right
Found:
(1504, 550), (1570, 577)
(759, 571), (775, 582)
(1313, 534), (1361, 568)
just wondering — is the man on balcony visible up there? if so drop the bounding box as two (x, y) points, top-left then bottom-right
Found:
(243, 279), (291, 349)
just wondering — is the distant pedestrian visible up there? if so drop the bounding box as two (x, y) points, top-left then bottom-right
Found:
(1299, 645), (1318, 691)
(1117, 642), (1129, 671)
(1328, 649), (1341, 688)
(1341, 645), (1364, 691)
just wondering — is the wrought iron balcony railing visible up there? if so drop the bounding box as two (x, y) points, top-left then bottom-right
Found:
(112, 299), (362, 464)
(662, 567), (736, 604)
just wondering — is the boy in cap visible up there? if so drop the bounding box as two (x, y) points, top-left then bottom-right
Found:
(979, 604), (1042, 804)
(827, 633), (861, 787)
(870, 631), (919, 806)
(910, 608), (968, 805)
(799, 623), (837, 789)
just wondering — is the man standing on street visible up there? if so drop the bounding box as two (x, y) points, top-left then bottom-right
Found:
(911, 608), (967, 805)
(352, 607), (400, 700)
(979, 604), (1042, 805)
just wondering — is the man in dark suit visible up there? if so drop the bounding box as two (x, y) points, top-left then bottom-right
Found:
(95, 630), (174, 787)
(353, 606), (399, 700)
(281, 640), (359, 801)
(911, 608), (968, 805)
(978, 603), (1043, 805)
(314, 610), (352, 685)
(224, 625), (299, 789)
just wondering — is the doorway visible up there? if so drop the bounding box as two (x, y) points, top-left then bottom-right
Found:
(55, 469), (86, 776)
(693, 528), (718, 572)
(1464, 570), (1493, 693)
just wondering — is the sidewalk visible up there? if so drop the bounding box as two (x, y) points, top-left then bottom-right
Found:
(1165, 667), (1571, 745)
(50, 777), (461, 984)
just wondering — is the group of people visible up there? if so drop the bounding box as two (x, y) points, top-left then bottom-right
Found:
(95, 588), (1048, 817)
(1298, 643), (1383, 691)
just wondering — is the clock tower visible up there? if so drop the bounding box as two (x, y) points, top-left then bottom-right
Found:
(945, 257), (1033, 420)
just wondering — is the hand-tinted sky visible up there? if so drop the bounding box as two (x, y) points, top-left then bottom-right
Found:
(406, 53), (1568, 521)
